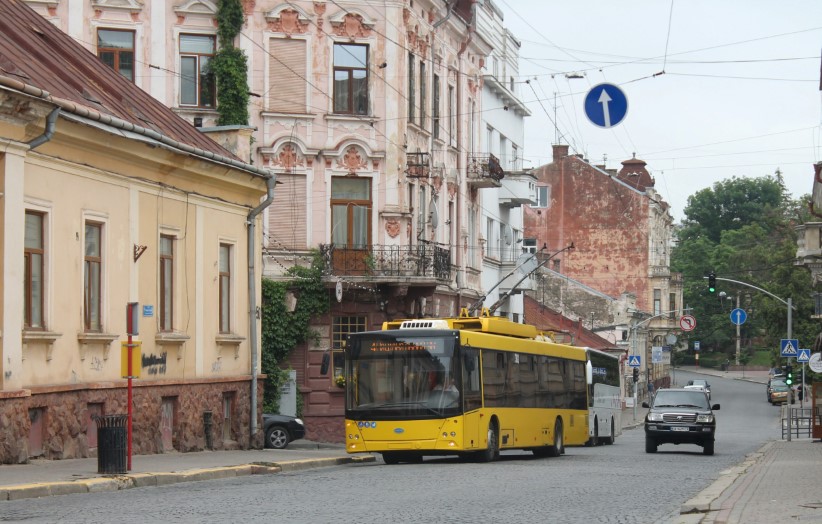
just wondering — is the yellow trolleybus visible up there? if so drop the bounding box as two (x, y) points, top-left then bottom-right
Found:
(343, 311), (590, 463)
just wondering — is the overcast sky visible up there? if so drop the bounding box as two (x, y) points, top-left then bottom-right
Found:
(496, 0), (822, 222)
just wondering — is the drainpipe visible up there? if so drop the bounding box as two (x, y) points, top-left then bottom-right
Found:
(247, 175), (277, 444)
(26, 107), (60, 149)
(455, 0), (477, 312)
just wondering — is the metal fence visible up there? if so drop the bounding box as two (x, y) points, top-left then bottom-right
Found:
(782, 406), (813, 439)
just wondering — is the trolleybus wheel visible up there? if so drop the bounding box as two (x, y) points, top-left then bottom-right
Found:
(587, 418), (599, 447)
(477, 422), (499, 463)
(547, 419), (564, 457)
(604, 418), (615, 445)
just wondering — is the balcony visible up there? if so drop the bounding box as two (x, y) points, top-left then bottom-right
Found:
(499, 170), (537, 208)
(650, 265), (671, 278)
(466, 153), (503, 188)
(406, 152), (430, 179)
(320, 243), (451, 283)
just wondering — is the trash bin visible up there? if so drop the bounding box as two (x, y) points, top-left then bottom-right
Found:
(94, 414), (127, 474)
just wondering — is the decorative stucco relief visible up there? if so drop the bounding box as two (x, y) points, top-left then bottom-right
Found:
(174, 0), (216, 16)
(337, 146), (368, 173)
(330, 13), (373, 38)
(270, 143), (304, 172)
(431, 174), (442, 194)
(385, 218), (401, 238)
(265, 6), (310, 35)
(447, 182), (458, 200)
(92, 0), (143, 11)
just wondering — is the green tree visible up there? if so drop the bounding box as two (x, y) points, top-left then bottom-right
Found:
(679, 175), (785, 244)
(672, 175), (815, 367)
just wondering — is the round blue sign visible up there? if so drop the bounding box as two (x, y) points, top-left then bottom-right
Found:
(730, 308), (747, 325)
(584, 83), (628, 128)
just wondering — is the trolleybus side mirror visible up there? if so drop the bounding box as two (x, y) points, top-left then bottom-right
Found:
(320, 352), (330, 375)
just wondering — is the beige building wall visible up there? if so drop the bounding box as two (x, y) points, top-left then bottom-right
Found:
(0, 89), (267, 462)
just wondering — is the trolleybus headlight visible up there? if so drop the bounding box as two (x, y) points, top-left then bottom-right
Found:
(442, 432), (448, 438)
(450, 432), (456, 437)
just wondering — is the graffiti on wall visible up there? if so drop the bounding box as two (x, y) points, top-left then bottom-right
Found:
(142, 352), (168, 375)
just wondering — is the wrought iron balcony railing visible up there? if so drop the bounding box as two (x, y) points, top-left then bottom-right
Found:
(320, 243), (451, 281)
(466, 153), (504, 187)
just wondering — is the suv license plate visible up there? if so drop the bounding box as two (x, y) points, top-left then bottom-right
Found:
(671, 427), (689, 432)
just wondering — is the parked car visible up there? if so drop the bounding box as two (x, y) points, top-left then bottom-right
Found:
(263, 414), (306, 449)
(768, 382), (793, 405)
(684, 384), (709, 397)
(642, 388), (720, 456)
(768, 367), (785, 379)
(767, 378), (789, 403)
(686, 379), (711, 400)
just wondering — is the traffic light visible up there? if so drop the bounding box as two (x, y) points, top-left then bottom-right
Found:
(708, 272), (716, 293)
(785, 365), (793, 386)
(632, 367), (639, 383)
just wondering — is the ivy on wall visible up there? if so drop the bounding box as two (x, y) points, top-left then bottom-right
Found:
(212, 0), (249, 126)
(261, 252), (330, 414)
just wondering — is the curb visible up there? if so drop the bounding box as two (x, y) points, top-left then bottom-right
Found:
(0, 455), (376, 502)
(679, 442), (771, 518)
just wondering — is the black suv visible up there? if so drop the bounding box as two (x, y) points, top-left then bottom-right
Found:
(642, 388), (720, 456)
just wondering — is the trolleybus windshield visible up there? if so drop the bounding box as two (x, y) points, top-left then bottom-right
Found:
(346, 332), (459, 419)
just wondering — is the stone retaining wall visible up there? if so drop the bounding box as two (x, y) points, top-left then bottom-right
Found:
(0, 377), (264, 464)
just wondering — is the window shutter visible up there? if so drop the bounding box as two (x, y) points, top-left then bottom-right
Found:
(269, 39), (306, 113)
(269, 174), (307, 249)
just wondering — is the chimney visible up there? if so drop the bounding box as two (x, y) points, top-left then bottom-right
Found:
(552, 144), (569, 163)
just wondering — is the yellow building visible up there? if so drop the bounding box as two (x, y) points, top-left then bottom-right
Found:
(0, 1), (273, 463)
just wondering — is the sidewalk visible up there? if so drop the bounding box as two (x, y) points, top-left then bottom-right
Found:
(0, 441), (374, 501)
(671, 366), (822, 523)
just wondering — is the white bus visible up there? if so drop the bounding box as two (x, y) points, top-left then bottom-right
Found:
(585, 348), (623, 445)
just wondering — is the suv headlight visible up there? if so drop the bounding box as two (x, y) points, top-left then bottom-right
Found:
(696, 414), (714, 423)
(647, 413), (664, 422)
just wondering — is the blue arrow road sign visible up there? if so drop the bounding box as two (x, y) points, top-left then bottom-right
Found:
(584, 83), (628, 128)
(781, 339), (799, 357)
(798, 349), (811, 363)
(628, 355), (641, 367)
(730, 308), (747, 325)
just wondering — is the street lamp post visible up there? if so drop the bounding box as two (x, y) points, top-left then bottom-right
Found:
(707, 276), (795, 440)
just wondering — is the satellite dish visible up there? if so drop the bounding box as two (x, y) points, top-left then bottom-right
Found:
(429, 196), (439, 228)
(502, 227), (513, 245)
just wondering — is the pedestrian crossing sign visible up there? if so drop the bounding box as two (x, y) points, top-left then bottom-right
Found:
(780, 339), (799, 357)
(798, 349), (810, 363)
(628, 355), (641, 367)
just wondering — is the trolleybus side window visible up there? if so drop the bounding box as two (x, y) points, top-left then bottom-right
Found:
(462, 348), (482, 411)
